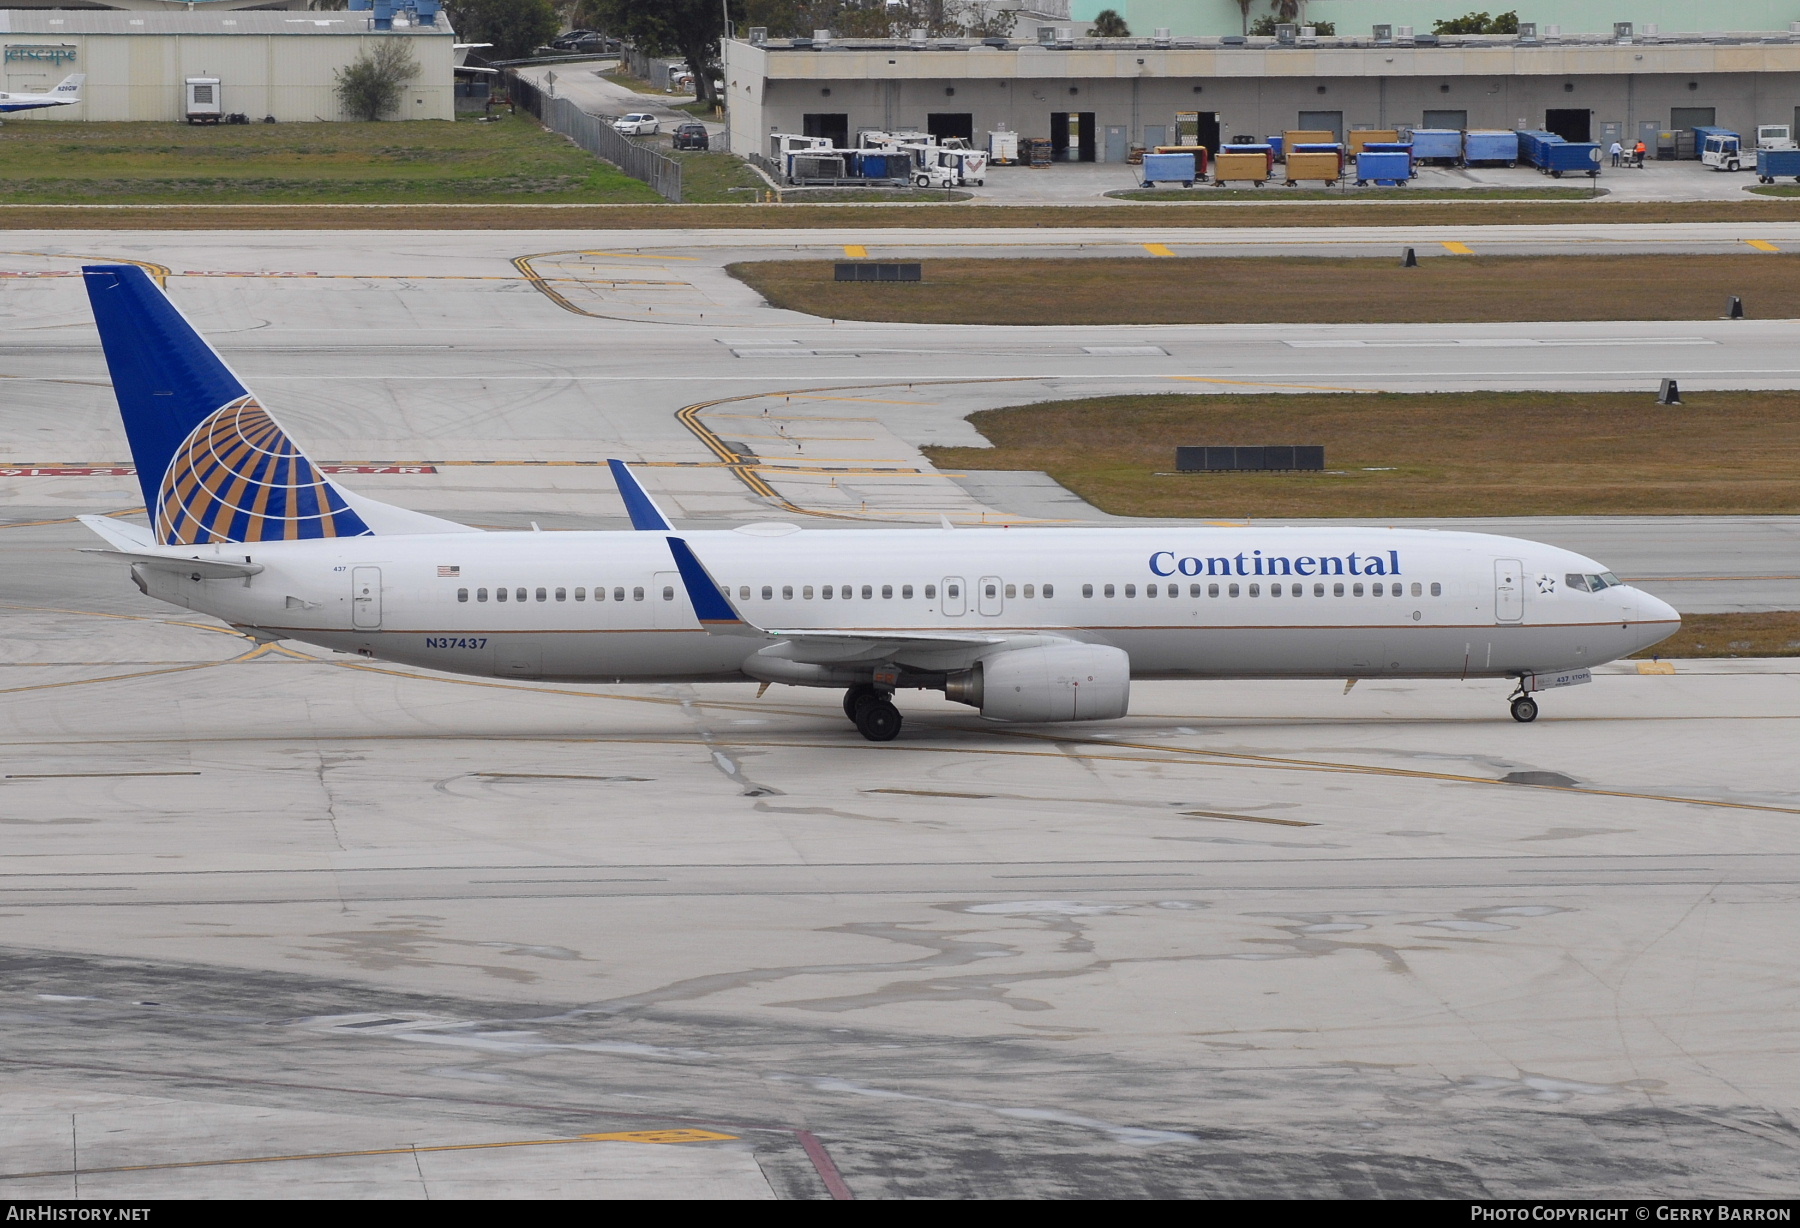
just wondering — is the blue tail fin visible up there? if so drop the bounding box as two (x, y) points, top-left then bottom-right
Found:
(82, 264), (371, 545)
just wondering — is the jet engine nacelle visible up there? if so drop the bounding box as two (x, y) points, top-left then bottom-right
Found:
(945, 643), (1130, 723)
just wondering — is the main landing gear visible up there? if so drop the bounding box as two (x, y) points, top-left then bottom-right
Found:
(842, 684), (902, 742)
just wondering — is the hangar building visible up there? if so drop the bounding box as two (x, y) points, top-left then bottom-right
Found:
(723, 29), (1800, 160)
(0, 11), (455, 122)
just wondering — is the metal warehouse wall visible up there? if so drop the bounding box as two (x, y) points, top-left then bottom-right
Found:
(6, 33), (454, 122)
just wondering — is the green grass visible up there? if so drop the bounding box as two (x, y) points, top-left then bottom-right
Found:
(1107, 186), (1607, 201)
(667, 148), (765, 203)
(1748, 184), (1800, 196)
(0, 114), (661, 204)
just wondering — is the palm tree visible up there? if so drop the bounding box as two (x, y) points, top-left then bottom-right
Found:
(1235, 0), (1254, 35)
(1090, 8), (1129, 37)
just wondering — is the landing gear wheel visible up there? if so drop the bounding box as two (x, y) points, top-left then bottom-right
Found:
(1510, 696), (1539, 723)
(854, 698), (902, 741)
(843, 683), (878, 722)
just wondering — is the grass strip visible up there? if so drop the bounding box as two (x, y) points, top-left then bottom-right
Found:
(3, 199), (1799, 230)
(920, 391), (1800, 519)
(1630, 612), (1800, 658)
(730, 254), (1800, 325)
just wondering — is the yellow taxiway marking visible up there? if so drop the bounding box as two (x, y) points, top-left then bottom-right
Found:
(1637, 660), (1678, 674)
(1442, 241), (1474, 255)
(843, 244), (870, 258)
(1143, 243), (1176, 257)
(1745, 239), (1781, 252)
(0, 1129), (738, 1183)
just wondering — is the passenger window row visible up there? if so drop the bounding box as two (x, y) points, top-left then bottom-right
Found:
(1080, 581), (1442, 599)
(456, 586), (659, 604)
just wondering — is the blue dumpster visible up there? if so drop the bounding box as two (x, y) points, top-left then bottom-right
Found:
(1355, 150), (1413, 186)
(1757, 147), (1800, 182)
(1409, 128), (1463, 164)
(1463, 130), (1518, 166)
(1542, 141), (1602, 177)
(1140, 151), (1198, 187)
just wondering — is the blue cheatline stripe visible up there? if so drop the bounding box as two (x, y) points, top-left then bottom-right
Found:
(665, 538), (742, 625)
(608, 459), (673, 531)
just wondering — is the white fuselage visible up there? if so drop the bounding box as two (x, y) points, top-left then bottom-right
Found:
(130, 524), (1680, 685)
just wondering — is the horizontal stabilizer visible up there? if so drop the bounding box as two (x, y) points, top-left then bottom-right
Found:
(82, 549), (264, 579)
(76, 514), (157, 552)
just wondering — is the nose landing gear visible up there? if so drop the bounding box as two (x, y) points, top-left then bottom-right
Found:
(843, 684), (902, 741)
(1510, 695), (1539, 723)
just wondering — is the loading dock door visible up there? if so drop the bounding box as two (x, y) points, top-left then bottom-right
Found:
(1049, 112), (1097, 162)
(928, 112), (973, 143)
(1545, 108), (1591, 142)
(1423, 109), (1467, 130)
(1298, 110), (1343, 141)
(1174, 111), (1221, 154)
(802, 113), (849, 147)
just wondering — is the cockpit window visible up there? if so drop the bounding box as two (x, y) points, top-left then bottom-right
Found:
(1598, 571), (1621, 588)
(1565, 573), (1593, 592)
(1567, 572), (1620, 593)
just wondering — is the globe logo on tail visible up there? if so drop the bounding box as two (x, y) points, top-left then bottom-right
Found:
(156, 396), (371, 545)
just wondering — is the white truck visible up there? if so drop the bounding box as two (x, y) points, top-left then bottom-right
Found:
(1697, 127), (1749, 171)
(903, 144), (987, 187)
(1757, 124), (1797, 151)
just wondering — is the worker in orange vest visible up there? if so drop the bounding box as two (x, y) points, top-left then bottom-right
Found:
(1632, 140), (1647, 167)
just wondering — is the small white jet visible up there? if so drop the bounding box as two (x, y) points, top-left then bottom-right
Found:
(0, 74), (85, 115)
(76, 265), (1680, 740)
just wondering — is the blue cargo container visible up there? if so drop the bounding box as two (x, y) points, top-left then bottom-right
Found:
(1515, 129), (1566, 169)
(1757, 148), (1800, 182)
(1463, 130), (1518, 166)
(1355, 150), (1413, 185)
(1542, 141), (1602, 177)
(1409, 128), (1463, 164)
(1267, 135), (1284, 161)
(1363, 142), (1415, 174)
(1140, 151), (1198, 187)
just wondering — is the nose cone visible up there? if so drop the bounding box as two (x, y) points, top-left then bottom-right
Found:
(1630, 589), (1681, 654)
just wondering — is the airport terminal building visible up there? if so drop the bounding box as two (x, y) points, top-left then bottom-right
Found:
(0, 10), (456, 122)
(723, 29), (1800, 159)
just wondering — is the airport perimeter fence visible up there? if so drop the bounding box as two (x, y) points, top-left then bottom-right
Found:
(508, 72), (683, 203)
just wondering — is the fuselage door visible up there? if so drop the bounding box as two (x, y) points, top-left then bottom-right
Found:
(977, 575), (1003, 616)
(351, 566), (382, 629)
(1494, 558), (1524, 623)
(941, 576), (966, 617)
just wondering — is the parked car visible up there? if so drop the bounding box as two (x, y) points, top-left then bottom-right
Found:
(613, 113), (659, 136)
(551, 31), (616, 52)
(672, 122), (709, 151)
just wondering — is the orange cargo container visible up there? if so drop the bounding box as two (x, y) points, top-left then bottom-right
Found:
(1213, 151), (1271, 184)
(1347, 129), (1401, 153)
(1283, 150), (1343, 185)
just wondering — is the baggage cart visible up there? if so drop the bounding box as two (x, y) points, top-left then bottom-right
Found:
(1138, 152), (1197, 187)
(1213, 147), (1271, 186)
(1024, 137), (1053, 168)
(1407, 128), (1463, 164)
(1756, 147), (1800, 182)
(1346, 129), (1400, 154)
(1361, 141), (1415, 176)
(1284, 143), (1343, 186)
(1152, 145), (1211, 178)
(1515, 129), (1565, 170)
(1280, 129), (1336, 159)
(987, 129), (1019, 164)
(1267, 135), (1284, 161)
(1542, 141), (1601, 178)
(1354, 149), (1412, 186)
(1462, 129), (1517, 166)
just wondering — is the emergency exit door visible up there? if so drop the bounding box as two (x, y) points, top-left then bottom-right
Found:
(1494, 559), (1523, 623)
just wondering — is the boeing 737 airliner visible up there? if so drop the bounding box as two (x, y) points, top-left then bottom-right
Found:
(76, 265), (1679, 740)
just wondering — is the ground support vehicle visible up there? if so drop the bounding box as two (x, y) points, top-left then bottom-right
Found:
(1284, 144), (1344, 186)
(1542, 141), (1602, 178)
(988, 130), (1019, 164)
(1138, 152), (1198, 187)
(1696, 126), (1748, 171)
(904, 145), (987, 187)
(1354, 149), (1412, 186)
(1407, 128), (1463, 164)
(1757, 125), (1796, 151)
(1756, 148), (1800, 182)
(1463, 130), (1518, 166)
(1214, 145), (1272, 185)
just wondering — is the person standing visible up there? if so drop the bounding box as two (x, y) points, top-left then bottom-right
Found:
(1633, 139), (1648, 167)
(1609, 139), (1624, 167)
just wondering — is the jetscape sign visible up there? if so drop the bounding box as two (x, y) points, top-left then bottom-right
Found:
(1149, 549), (1403, 578)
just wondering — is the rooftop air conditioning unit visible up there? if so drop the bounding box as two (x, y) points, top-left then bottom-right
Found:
(1395, 25), (1414, 40)
(1038, 26), (1056, 43)
(1545, 24), (1561, 37)
(1275, 22), (1296, 44)
(1373, 24), (1392, 42)
(1517, 22), (1537, 41)
(748, 26), (767, 45)
(1153, 26), (1170, 45)
(1614, 21), (1633, 41)
(909, 27), (926, 44)
(812, 29), (831, 45)
(1057, 26), (1073, 42)
(1644, 23), (1659, 35)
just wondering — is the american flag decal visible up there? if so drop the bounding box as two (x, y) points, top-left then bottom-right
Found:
(438, 565), (460, 577)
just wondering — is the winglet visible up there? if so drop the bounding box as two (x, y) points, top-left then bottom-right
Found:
(666, 537), (763, 635)
(608, 459), (673, 531)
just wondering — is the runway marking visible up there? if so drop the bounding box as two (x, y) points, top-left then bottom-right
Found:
(1169, 376), (1380, 393)
(1143, 243), (1176, 257)
(5, 771), (199, 780)
(1745, 240), (1781, 252)
(0, 1128), (740, 1183)
(0, 250), (170, 288)
(843, 245), (869, 258)
(1181, 809), (1318, 827)
(1442, 241), (1474, 254)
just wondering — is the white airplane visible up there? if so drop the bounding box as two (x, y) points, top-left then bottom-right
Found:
(0, 74), (85, 115)
(76, 264), (1679, 740)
